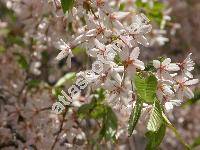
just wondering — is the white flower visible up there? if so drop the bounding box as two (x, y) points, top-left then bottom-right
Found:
(104, 79), (133, 106)
(121, 47), (145, 76)
(153, 58), (180, 80)
(55, 39), (73, 68)
(87, 39), (116, 63)
(164, 99), (182, 112)
(126, 14), (152, 46)
(91, 63), (123, 90)
(77, 70), (99, 84)
(174, 77), (199, 99)
(157, 82), (174, 96)
(179, 53), (195, 78)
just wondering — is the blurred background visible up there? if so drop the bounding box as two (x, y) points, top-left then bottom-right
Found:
(0, 0), (199, 149)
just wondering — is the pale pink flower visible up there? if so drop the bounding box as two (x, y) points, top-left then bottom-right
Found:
(87, 39), (116, 63)
(55, 39), (73, 68)
(174, 77), (199, 99)
(104, 79), (133, 106)
(164, 99), (182, 112)
(153, 58), (180, 80)
(126, 14), (152, 46)
(179, 53), (195, 78)
(121, 47), (145, 76)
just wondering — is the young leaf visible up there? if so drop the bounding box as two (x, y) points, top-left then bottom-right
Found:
(134, 74), (157, 103)
(145, 123), (166, 150)
(77, 103), (94, 119)
(90, 104), (106, 119)
(147, 99), (163, 132)
(61, 0), (74, 14)
(128, 96), (143, 136)
(99, 106), (118, 142)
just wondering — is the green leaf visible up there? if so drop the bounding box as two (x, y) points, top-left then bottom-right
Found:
(14, 53), (29, 70)
(27, 79), (40, 89)
(114, 54), (123, 65)
(7, 35), (24, 46)
(78, 103), (118, 141)
(147, 99), (163, 132)
(90, 104), (106, 119)
(144, 62), (156, 72)
(55, 72), (76, 87)
(99, 106), (118, 142)
(119, 3), (125, 11)
(135, 0), (165, 25)
(191, 136), (200, 148)
(61, 0), (74, 13)
(93, 88), (106, 102)
(134, 74), (157, 103)
(145, 123), (166, 150)
(78, 102), (95, 119)
(52, 86), (62, 98)
(128, 96), (143, 136)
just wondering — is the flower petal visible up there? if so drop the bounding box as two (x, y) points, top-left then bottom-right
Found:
(184, 87), (194, 99)
(94, 38), (105, 50)
(130, 47), (140, 60)
(56, 50), (68, 60)
(153, 60), (161, 69)
(185, 79), (199, 86)
(112, 12), (130, 20)
(162, 58), (171, 66)
(166, 63), (180, 71)
(165, 102), (174, 112)
(135, 35), (149, 46)
(133, 59), (145, 70)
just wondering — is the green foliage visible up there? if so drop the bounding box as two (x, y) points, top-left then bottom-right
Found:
(147, 98), (163, 132)
(78, 99), (103, 119)
(52, 72), (76, 98)
(135, 0), (165, 25)
(119, 3), (125, 11)
(52, 86), (62, 98)
(93, 88), (106, 102)
(134, 74), (158, 104)
(145, 123), (166, 150)
(128, 96), (143, 136)
(61, 0), (74, 13)
(78, 91), (118, 142)
(14, 53), (29, 70)
(99, 106), (118, 142)
(27, 79), (41, 89)
(114, 54), (123, 65)
(72, 47), (86, 55)
(7, 35), (24, 46)
(190, 136), (200, 149)
(54, 72), (76, 87)
(144, 62), (156, 72)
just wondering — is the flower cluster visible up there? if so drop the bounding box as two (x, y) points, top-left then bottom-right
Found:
(54, 0), (198, 119)
(154, 55), (198, 112)
(55, 0), (152, 111)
